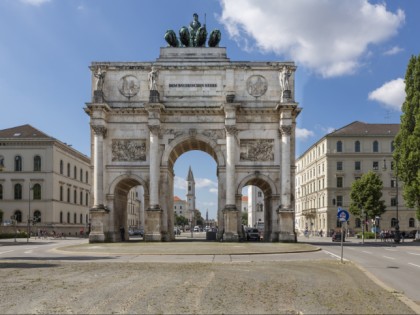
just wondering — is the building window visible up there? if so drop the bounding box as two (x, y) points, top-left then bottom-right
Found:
(391, 218), (397, 227)
(337, 177), (343, 188)
(355, 218), (361, 228)
(86, 171), (88, 183)
(391, 197), (397, 207)
(73, 189), (77, 204)
(67, 188), (70, 203)
(336, 196), (343, 207)
(0, 184), (2, 200)
(14, 156), (22, 171)
(355, 141), (360, 152)
(74, 213), (77, 223)
(336, 141), (343, 152)
(14, 210), (22, 223)
(80, 169), (83, 182)
(60, 160), (64, 174)
(74, 166), (77, 179)
(180, 205), (182, 209)
(60, 211), (63, 223)
(354, 161), (361, 171)
(391, 141), (395, 152)
(85, 192), (88, 206)
(80, 191), (83, 205)
(67, 163), (70, 177)
(391, 179), (396, 188)
(0, 155), (4, 168)
(33, 210), (41, 223)
(409, 218), (415, 228)
(336, 161), (343, 171)
(258, 191), (262, 197)
(373, 161), (379, 170)
(14, 183), (22, 199)
(34, 155), (41, 171)
(33, 184), (41, 200)
(391, 161), (395, 170)
(373, 140), (379, 153)
(67, 212), (70, 223)
(60, 186), (63, 201)
(80, 214), (83, 224)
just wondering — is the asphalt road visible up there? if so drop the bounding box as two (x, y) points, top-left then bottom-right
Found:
(299, 236), (420, 305)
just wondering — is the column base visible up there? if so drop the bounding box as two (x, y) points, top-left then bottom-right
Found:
(89, 205), (109, 243)
(222, 205), (239, 242)
(144, 206), (162, 242)
(277, 208), (296, 243)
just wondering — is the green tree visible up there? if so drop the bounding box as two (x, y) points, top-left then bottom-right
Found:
(349, 171), (386, 220)
(394, 54), (420, 220)
(174, 213), (188, 226)
(194, 209), (204, 226)
(241, 211), (248, 226)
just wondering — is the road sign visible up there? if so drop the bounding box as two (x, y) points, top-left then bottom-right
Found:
(337, 209), (350, 222)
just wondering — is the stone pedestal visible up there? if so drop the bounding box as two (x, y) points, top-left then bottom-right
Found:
(149, 90), (160, 103)
(93, 90), (104, 103)
(282, 89), (291, 102)
(222, 205), (239, 242)
(144, 207), (162, 241)
(89, 207), (108, 243)
(277, 208), (296, 242)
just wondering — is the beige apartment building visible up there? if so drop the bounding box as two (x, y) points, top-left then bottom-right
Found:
(295, 121), (417, 236)
(0, 125), (91, 236)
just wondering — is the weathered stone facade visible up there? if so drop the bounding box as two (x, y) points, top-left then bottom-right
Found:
(85, 47), (300, 242)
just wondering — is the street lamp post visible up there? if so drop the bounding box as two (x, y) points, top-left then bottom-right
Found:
(394, 164), (401, 243)
(27, 183), (33, 243)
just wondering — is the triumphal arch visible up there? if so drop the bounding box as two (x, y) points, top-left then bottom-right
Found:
(84, 15), (301, 242)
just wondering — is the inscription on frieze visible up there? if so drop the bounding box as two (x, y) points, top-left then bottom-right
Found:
(112, 139), (146, 161)
(240, 139), (274, 161)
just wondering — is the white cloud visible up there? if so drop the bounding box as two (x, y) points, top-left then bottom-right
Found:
(20, 0), (51, 6)
(174, 176), (187, 190)
(296, 128), (314, 140)
(209, 188), (218, 194)
(368, 78), (405, 111)
(219, 0), (405, 77)
(384, 46), (404, 56)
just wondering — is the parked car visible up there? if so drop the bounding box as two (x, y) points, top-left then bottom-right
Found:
(246, 228), (260, 241)
(405, 230), (418, 239)
(193, 226), (200, 232)
(332, 232), (345, 242)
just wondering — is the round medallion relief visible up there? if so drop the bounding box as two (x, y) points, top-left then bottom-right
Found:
(118, 75), (140, 98)
(246, 75), (268, 97)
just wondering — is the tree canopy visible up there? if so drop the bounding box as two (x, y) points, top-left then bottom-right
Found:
(349, 171), (386, 219)
(394, 54), (420, 220)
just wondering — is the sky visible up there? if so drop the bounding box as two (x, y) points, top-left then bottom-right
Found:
(1, 0), (419, 220)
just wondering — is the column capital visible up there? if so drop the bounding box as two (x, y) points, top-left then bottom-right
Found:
(91, 125), (107, 137)
(225, 125), (238, 135)
(148, 125), (161, 135)
(279, 125), (292, 136)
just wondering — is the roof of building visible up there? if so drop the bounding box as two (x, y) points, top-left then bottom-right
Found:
(174, 196), (183, 201)
(0, 124), (53, 139)
(328, 121), (400, 137)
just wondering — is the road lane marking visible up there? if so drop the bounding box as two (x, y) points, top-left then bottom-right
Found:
(408, 252), (420, 256)
(362, 250), (372, 254)
(0, 250), (14, 255)
(323, 250), (348, 261)
(24, 250), (33, 254)
(385, 248), (397, 251)
(383, 255), (395, 260)
(408, 263), (420, 268)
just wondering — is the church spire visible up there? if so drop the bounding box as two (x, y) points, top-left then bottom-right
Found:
(187, 165), (195, 182)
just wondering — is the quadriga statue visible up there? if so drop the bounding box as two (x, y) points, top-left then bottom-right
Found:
(164, 13), (221, 48)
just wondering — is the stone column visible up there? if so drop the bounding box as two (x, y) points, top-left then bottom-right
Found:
(89, 125), (108, 243)
(148, 125), (160, 208)
(92, 125), (106, 209)
(280, 125), (292, 209)
(222, 102), (239, 242)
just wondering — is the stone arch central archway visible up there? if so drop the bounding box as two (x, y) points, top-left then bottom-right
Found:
(160, 134), (224, 241)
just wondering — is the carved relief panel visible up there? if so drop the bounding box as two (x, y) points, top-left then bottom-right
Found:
(240, 139), (274, 161)
(111, 139), (147, 161)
